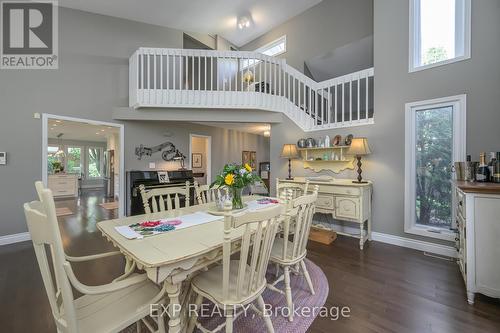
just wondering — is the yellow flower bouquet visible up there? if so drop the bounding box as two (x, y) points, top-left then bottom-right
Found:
(210, 163), (263, 209)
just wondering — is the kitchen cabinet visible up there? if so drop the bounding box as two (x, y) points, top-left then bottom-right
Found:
(48, 174), (78, 198)
(453, 181), (500, 304)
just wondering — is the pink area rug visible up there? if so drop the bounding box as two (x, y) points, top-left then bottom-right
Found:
(124, 258), (328, 333)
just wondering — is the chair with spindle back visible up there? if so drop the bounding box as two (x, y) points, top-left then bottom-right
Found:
(267, 186), (319, 322)
(139, 181), (190, 213)
(24, 185), (167, 333)
(276, 178), (309, 199)
(194, 181), (223, 205)
(187, 204), (286, 333)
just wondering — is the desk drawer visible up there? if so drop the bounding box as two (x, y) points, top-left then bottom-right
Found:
(316, 195), (334, 210)
(334, 196), (359, 220)
(318, 185), (360, 196)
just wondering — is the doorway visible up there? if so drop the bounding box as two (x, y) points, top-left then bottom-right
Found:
(189, 134), (212, 185)
(42, 114), (125, 217)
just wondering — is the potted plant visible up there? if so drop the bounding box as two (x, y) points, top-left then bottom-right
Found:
(210, 163), (263, 209)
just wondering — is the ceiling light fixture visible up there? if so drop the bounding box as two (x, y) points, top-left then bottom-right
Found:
(263, 130), (270, 137)
(237, 14), (252, 30)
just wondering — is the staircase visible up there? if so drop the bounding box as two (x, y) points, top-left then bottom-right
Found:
(129, 48), (374, 132)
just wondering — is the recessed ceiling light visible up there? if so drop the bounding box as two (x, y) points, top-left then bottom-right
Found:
(96, 132), (100, 135)
(101, 129), (105, 132)
(55, 120), (61, 123)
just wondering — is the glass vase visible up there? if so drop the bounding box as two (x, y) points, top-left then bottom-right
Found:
(230, 187), (244, 210)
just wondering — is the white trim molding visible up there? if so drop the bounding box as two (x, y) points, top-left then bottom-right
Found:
(404, 94), (467, 241)
(42, 114), (126, 218)
(371, 232), (457, 258)
(0, 232), (31, 246)
(409, 0), (471, 73)
(189, 134), (212, 185)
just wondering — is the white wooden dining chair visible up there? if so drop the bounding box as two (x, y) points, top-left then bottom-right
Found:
(276, 179), (309, 199)
(24, 186), (167, 333)
(35, 181), (137, 282)
(187, 204), (286, 333)
(194, 181), (222, 205)
(267, 187), (319, 322)
(139, 181), (190, 213)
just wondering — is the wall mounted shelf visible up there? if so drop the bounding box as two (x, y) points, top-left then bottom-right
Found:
(298, 146), (355, 173)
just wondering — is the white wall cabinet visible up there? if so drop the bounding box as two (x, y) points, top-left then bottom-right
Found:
(453, 182), (500, 304)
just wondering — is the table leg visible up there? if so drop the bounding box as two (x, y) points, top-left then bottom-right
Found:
(359, 222), (364, 250)
(165, 281), (182, 333)
(368, 217), (372, 241)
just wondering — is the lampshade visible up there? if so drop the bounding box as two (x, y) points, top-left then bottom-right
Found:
(280, 144), (300, 159)
(347, 137), (371, 156)
(243, 70), (254, 83)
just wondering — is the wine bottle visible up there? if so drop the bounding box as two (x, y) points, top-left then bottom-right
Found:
(493, 152), (500, 183)
(476, 152), (490, 182)
(488, 152), (496, 180)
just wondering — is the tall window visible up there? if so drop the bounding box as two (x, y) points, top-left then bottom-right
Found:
(47, 146), (60, 173)
(409, 0), (471, 72)
(405, 95), (466, 240)
(87, 147), (103, 178)
(66, 147), (82, 174)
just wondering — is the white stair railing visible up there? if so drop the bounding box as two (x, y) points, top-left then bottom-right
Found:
(129, 47), (374, 132)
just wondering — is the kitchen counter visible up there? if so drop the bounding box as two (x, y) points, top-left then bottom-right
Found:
(452, 180), (500, 194)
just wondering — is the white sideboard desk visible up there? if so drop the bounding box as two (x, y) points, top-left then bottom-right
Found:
(277, 177), (372, 250)
(453, 181), (500, 304)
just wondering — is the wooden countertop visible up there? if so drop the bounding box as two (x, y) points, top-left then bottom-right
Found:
(453, 181), (500, 194)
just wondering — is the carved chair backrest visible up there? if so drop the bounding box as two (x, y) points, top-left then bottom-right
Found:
(221, 204), (285, 302)
(24, 182), (79, 332)
(139, 181), (190, 213)
(278, 185), (318, 262)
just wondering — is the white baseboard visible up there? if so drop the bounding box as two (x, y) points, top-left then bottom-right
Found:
(0, 232), (31, 246)
(371, 232), (457, 258)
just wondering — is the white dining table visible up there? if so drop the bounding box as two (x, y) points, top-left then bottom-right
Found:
(97, 195), (282, 333)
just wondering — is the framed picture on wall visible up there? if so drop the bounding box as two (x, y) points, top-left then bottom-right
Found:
(242, 151), (250, 166)
(192, 153), (202, 168)
(250, 151), (257, 170)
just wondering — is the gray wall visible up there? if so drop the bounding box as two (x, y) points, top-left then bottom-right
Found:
(267, 0), (500, 245)
(123, 121), (270, 181)
(0, 8), (268, 236)
(241, 0), (373, 73)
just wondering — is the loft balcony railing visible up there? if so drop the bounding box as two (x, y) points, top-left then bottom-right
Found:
(129, 47), (374, 132)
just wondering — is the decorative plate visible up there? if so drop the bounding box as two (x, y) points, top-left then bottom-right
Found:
(332, 135), (342, 146)
(345, 134), (354, 145)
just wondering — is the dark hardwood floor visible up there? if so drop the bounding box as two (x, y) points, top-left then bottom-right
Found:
(1, 190), (499, 333)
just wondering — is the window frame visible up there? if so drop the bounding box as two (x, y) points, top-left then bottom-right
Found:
(404, 94), (466, 241)
(240, 35), (287, 70)
(86, 146), (104, 179)
(255, 35), (287, 57)
(409, 0), (471, 73)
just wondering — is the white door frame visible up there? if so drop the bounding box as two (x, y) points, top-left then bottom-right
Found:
(189, 133), (212, 185)
(42, 114), (126, 217)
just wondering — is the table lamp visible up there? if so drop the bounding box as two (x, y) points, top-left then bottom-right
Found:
(347, 137), (371, 183)
(281, 144), (300, 180)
